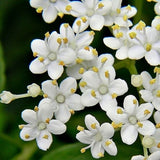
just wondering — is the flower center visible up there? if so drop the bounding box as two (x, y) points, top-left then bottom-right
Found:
(93, 132), (102, 142)
(98, 85), (108, 95)
(49, 0), (56, 3)
(38, 122), (46, 130)
(48, 53), (57, 61)
(128, 116), (137, 125)
(56, 94), (65, 103)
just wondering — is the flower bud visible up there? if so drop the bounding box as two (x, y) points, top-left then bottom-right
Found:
(142, 135), (156, 148)
(27, 83), (41, 97)
(131, 74), (142, 87)
(0, 91), (14, 104)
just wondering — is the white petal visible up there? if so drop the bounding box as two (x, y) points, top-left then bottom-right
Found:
(131, 155), (144, 160)
(31, 39), (49, 57)
(152, 98), (160, 111)
(91, 142), (104, 159)
(85, 0), (98, 9)
(36, 130), (52, 151)
(21, 109), (36, 124)
(47, 120), (66, 134)
(90, 15), (105, 31)
(60, 77), (77, 96)
(48, 61), (64, 79)
(30, 0), (49, 8)
(97, 54), (114, 67)
(128, 45), (145, 59)
(121, 124), (138, 145)
(148, 151), (160, 160)
(42, 5), (57, 23)
(103, 37), (121, 49)
(154, 2), (160, 15)
(137, 120), (155, 136)
(116, 46), (128, 60)
(154, 111), (160, 123)
(100, 123), (114, 139)
(29, 58), (47, 74)
(139, 90), (153, 102)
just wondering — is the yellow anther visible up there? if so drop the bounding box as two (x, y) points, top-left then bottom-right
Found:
(45, 118), (50, 124)
(84, 46), (90, 51)
(136, 21), (146, 30)
(101, 57), (108, 63)
(65, 5), (72, 12)
(33, 52), (38, 57)
(129, 32), (137, 39)
(115, 32), (123, 38)
(123, 15), (128, 21)
(126, 5), (131, 10)
(92, 49), (98, 56)
(70, 109), (75, 114)
(144, 109), (150, 115)
(133, 99), (137, 104)
(57, 38), (62, 44)
(91, 90), (96, 97)
(81, 16), (87, 23)
(71, 88), (76, 93)
(156, 90), (160, 97)
(157, 142), (160, 148)
(52, 80), (57, 85)
(112, 93), (117, 99)
(45, 32), (50, 38)
(43, 93), (48, 98)
(76, 20), (81, 26)
(43, 134), (49, 139)
(92, 66), (99, 72)
(98, 3), (104, 9)
(105, 71), (109, 78)
(137, 122), (143, 128)
(89, 31), (95, 36)
(91, 123), (96, 129)
(34, 106), (39, 112)
(63, 37), (68, 44)
(36, 7), (43, 13)
(59, 61), (65, 66)
(154, 67), (160, 73)
(147, 0), (157, 2)
(79, 68), (85, 74)
(117, 108), (123, 114)
(79, 81), (87, 87)
(76, 58), (83, 64)
(77, 125), (84, 131)
(38, 57), (44, 62)
(156, 123), (160, 128)
(25, 134), (30, 139)
(111, 122), (122, 129)
(18, 125), (24, 129)
(80, 148), (86, 153)
(98, 152), (104, 157)
(58, 12), (64, 18)
(156, 24), (160, 31)
(116, 8), (121, 14)
(149, 79), (156, 84)
(105, 140), (112, 146)
(112, 24), (120, 31)
(145, 43), (152, 52)
(64, 23), (69, 28)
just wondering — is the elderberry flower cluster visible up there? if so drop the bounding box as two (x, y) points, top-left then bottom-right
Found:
(1, 0), (160, 159)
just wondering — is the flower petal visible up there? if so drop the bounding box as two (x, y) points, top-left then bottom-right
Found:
(21, 109), (36, 124)
(103, 37), (121, 49)
(100, 123), (114, 139)
(90, 15), (104, 31)
(91, 141), (104, 159)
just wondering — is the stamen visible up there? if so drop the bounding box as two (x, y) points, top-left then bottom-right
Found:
(45, 118), (50, 124)
(45, 32), (50, 38)
(65, 5), (72, 12)
(80, 148), (86, 153)
(144, 109), (150, 115)
(79, 81), (87, 87)
(111, 122), (122, 129)
(57, 38), (62, 44)
(149, 79), (156, 84)
(52, 80), (57, 85)
(81, 17), (87, 23)
(84, 46), (90, 51)
(105, 140), (112, 146)
(91, 90), (96, 97)
(64, 23), (69, 28)
(154, 67), (160, 73)
(98, 3), (104, 9)
(36, 7), (43, 13)
(156, 24), (160, 31)
(89, 31), (95, 36)
(156, 90), (160, 97)
(58, 12), (64, 18)
(25, 134), (30, 139)
(70, 109), (75, 114)
(123, 15), (128, 21)
(63, 37), (68, 44)
(115, 32), (123, 38)
(34, 106), (39, 112)
(126, 5), (131, 10)
(33, 52), (38, 57)
(43, 134), (49, 139)
(129, 32), (137, 39)
(91, 123), (96, 129)
(116, 8), (121, 14)
(101, 57), (108, 63)
(59, 61), (65, 66)
(133, 99), (137, 104)
(117, 108), (123, 114)
(98, 152), (104, 157)
(92, 66), (99, 72)
(18, 125), (24, 129)
(112, 24), (120, 31)
(137, 122), (143, 128)
(38, 57), (44, 62)
(105, 71), (109, 78)
(70, 88), (76, 93)
(79, 68), (85, 74)
(156, 123), (160, 128)
(157, 142), (160, 148)
(145, 43), (152, 52)
(112, 93), (117, 99)
(76, 20), (81, 26)
(92, 49), (98, 56)
(43, 93), (48, 98)
(77, 125), (84, 131)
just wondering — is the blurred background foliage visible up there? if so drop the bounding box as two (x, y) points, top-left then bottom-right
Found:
(0, 0), (157, 159)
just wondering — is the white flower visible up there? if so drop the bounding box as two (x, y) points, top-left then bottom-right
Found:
(107, 95), (155, 145)
(29, 30), (76, 79)
(76, 114), (117, 159)
(27, 83), (41, 97)
(29, 0), (69, 23)
(131, 151), (160, 160)
(80, 65), (128, 112)
(139, 70), (160, 111)
(65, 0), (112, 31)
(41, 77), (84, 123)
(19, 105), (66, 151)
(155, 1), (160, 15)
(0, 91), (14, 104)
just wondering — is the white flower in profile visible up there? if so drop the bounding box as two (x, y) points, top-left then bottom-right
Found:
(107, 95), (155, 145)
(65, 0), (112, 31)
(29, 0), (69, 23)
(80, 65), (128, 112)
(154, 0), (160, 15)
(76, 114), (117, 159)
(19, 105), (66, 151)
(29, 30), (76, 79)
(41, 77), (84, 123)
(131, 151), (160, 160)
(139, 69), (160, 111)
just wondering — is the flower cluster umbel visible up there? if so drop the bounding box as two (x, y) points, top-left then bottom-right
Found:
(1, 0), (160, 159)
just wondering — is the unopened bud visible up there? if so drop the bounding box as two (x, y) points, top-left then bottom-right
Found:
(0, 91), (14, 104)
(142, 136), (156, 148)
(27, 83), (41, 97)
(131, 74), (142, 87)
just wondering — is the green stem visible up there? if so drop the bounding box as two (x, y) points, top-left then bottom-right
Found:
(139, 134), (148, 158)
